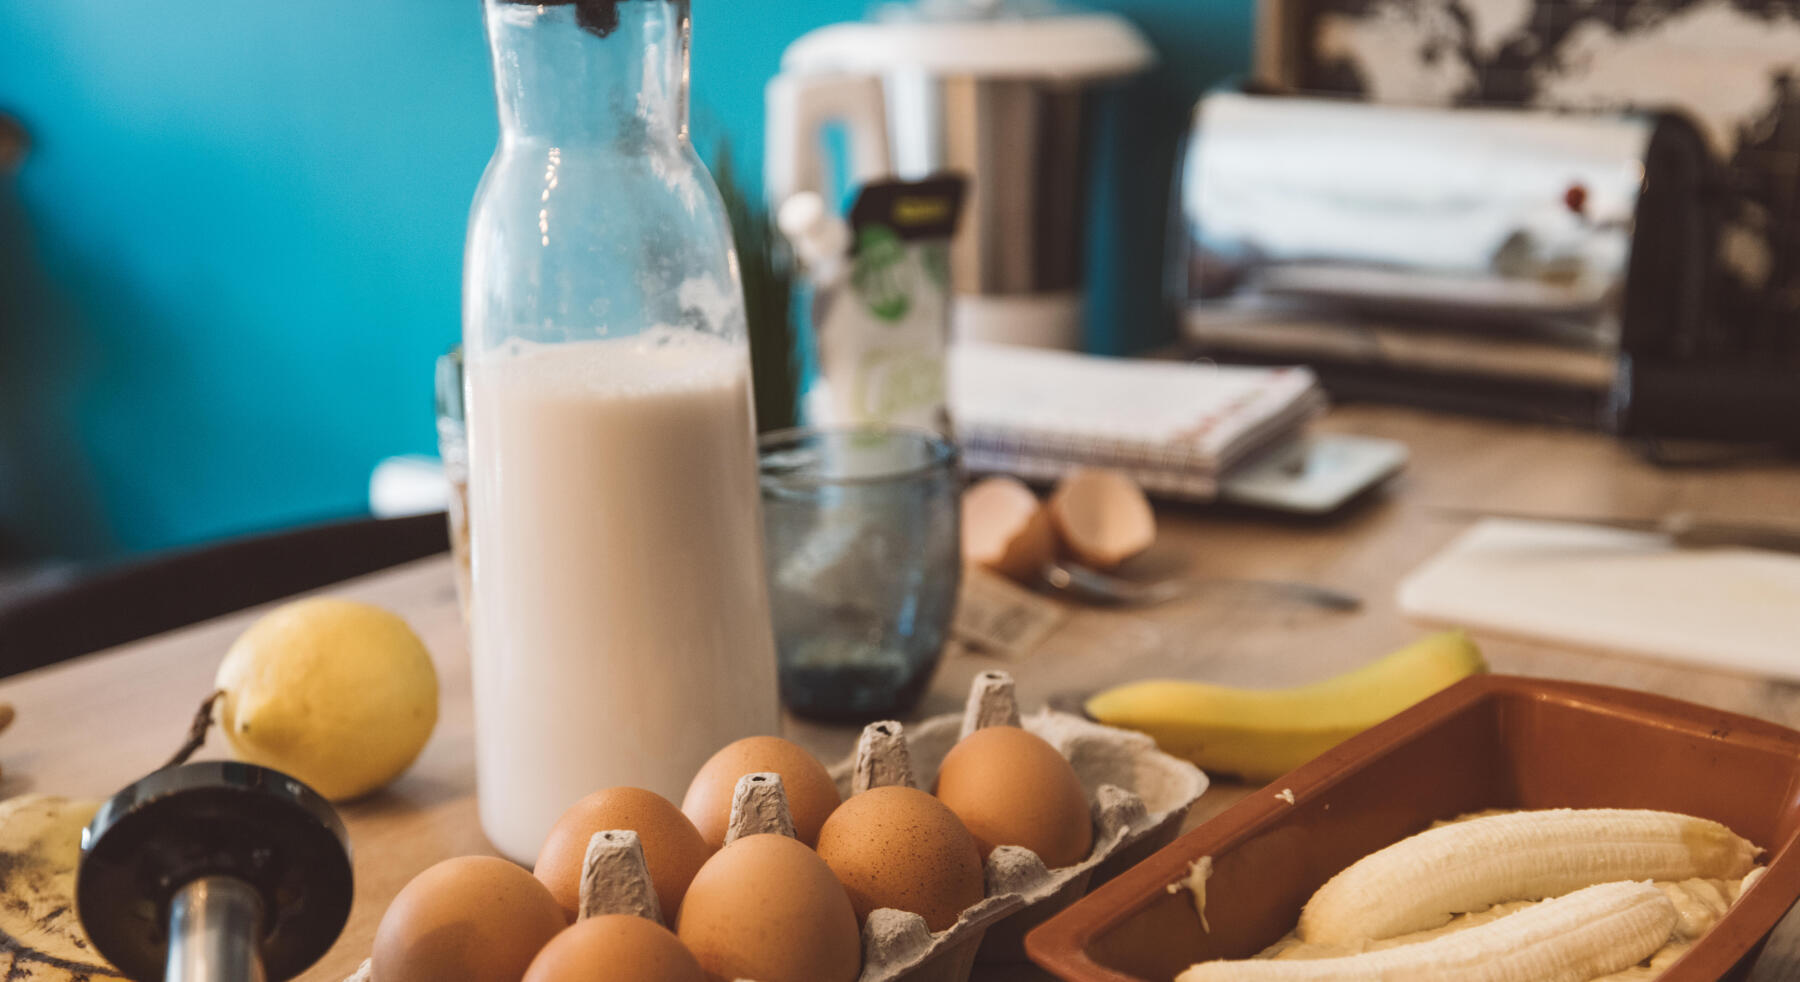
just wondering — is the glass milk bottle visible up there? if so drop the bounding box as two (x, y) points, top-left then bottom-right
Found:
(463, 0), (780, 862)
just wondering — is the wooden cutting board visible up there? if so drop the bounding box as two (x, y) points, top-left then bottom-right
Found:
(1398, 519), (1800, 682)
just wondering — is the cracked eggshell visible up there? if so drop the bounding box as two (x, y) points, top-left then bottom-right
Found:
(1048, 468), (1155, 570)
(962, 477), (1057, 583)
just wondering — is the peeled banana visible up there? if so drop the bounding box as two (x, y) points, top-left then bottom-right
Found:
(1178, 880), (1677, 982)
(1299, 808), (1760, 945)
(1085, 631), (1486, 781)
(0, 794), (125, 981)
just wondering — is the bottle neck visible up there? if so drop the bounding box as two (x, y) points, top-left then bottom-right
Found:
(484, 0), (690, 147)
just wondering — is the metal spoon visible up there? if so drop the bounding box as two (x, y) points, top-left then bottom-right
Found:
(1038, 560), (1362, 612)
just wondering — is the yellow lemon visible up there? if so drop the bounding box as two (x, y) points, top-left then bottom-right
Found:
(215, 597), (438, 801)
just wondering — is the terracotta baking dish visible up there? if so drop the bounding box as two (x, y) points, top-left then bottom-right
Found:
(1026, 674), (1800, 982)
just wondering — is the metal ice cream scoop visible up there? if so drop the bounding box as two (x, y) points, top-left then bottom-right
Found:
(77, 761), (354, 982)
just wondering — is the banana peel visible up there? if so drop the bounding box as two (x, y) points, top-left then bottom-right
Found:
(0, 794), (125, 980)
(1086, 631), (1486, 782)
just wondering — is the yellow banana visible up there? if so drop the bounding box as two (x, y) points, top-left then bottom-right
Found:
(1085, 631), (1486, 781)
(0, 794), (125, 980)
(1179, 880), (1676, 982)
(1300, 808), (1758, 944)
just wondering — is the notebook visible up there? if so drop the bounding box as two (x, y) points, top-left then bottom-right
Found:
(947, 343), (1326, 500)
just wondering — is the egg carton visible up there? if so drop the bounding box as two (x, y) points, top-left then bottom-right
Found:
(825, 670), (1210, 981)
(343, 671), (1206, 982)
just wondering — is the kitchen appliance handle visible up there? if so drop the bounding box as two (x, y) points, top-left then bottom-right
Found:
(764, 72), (892, 208)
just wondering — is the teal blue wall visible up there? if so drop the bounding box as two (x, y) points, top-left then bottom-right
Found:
(0, 1), (1250, 559)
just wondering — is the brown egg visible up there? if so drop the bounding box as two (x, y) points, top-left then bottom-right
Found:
(535, 787), (712, 921)
(675, 834), (861, 982)
(816, 786), (985, 931)
(372, 855), (566, 982)
(934, 725), (1093, 868)
(522, 915), (705, 982)
(1048, 467), (1155, 569)
(681, 736), (841, 848)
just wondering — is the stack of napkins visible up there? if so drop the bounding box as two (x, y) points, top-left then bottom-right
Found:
(948, 343), (1325, 500)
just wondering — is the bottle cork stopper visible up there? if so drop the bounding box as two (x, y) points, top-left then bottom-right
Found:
(852, 721), (914, 793)
(577, 829), (663, 924)
(961, 670), (1021, 739)
(724, 772), (795, 844)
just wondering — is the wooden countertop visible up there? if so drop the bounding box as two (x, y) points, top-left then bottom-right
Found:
(6, 405), (1800, 981)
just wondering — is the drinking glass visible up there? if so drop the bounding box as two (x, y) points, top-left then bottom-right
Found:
(759, 426), (961, 720)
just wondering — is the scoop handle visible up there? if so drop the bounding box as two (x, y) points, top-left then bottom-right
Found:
(166, 876), (267, 982)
